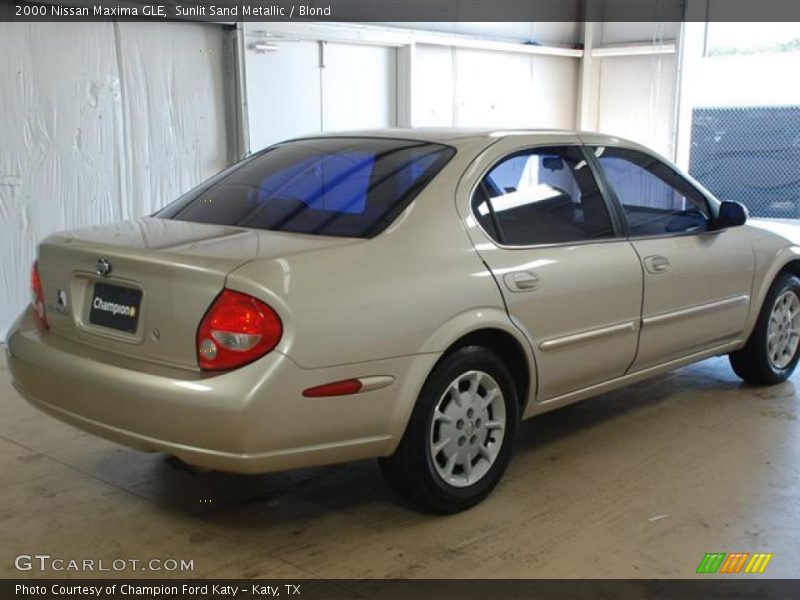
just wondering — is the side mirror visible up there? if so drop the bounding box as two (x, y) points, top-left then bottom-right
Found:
(715, 201), (748, 229)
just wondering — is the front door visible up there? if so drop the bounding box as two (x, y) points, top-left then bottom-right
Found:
(587, 143), (755, 370)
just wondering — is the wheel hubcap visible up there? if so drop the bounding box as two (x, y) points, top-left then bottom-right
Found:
(429, 370), (506, 488)
(767, 290), (800, 370)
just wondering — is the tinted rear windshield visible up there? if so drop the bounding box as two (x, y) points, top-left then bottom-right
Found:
(156, 137), (455, 238)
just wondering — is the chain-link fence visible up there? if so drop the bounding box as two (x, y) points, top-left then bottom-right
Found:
(689, 106), (800, 219)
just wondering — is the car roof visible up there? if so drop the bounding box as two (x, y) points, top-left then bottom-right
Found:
(289, 128), (642, 151)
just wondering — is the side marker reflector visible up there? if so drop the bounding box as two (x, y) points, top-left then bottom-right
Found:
(303, 379), (363, 398)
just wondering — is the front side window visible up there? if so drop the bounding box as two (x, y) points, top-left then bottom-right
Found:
(472, 146), (615, 246)
(593, 147), (711, 236)
(156, 138), (455, 238)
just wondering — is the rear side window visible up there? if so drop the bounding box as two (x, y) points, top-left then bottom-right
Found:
(472, 146), (615, 246)
(157, 138), (455, 238)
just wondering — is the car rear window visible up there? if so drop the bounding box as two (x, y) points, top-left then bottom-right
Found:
(156, 137), (456, 238)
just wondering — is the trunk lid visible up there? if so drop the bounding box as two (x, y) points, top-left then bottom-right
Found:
(37, 217), (357, 370)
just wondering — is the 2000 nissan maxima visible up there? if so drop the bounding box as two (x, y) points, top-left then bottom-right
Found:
(7, 129), (800, 513)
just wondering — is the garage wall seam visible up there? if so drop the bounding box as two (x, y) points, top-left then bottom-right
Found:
(112, 21), (132, 221)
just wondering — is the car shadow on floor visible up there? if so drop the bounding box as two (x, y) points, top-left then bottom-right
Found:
(130, 357), (788, 524)
(512, 359), (738, 454)
(137, 455), (392, 517)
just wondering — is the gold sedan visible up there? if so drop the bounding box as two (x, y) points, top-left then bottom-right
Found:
(7, 130), (799, 513)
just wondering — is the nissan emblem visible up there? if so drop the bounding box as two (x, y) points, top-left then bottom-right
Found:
(96, 257), (112, 277)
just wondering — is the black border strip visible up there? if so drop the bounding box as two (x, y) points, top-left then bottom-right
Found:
(5, 579), (800, 600)
(4, 0), (800, 23)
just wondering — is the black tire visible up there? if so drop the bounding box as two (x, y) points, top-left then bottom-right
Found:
(379, 346), (519, 514)
(729, 273), (800, 385)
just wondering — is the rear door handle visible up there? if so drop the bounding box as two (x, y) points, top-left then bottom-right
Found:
(503, 270), (540, 292)
(644, 255), (671, 274)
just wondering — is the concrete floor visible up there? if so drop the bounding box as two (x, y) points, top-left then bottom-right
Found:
(1, 350), (799, 580)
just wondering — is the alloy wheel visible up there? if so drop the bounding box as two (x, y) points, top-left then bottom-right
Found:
(428, 370), (507, 488)
(767, 289), (800, 370)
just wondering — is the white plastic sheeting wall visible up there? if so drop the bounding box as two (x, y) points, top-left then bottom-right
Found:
(0, 22), (229, 339)
(413, 44), (578, 128)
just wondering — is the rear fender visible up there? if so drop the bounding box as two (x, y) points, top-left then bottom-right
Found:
(382, 308), (538, 452)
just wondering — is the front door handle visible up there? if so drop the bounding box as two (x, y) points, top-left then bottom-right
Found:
(503, 270), (540, 292)
(644, 255), (671, 274)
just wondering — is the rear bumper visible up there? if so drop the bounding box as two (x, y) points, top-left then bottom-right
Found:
(6, 310), (436, 474)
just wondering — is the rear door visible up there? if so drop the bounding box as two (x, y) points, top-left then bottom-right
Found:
(585, 142), (755, 370)
(457, 136), (644, 401)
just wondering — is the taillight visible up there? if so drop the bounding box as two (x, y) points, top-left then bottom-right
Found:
(196, 289), (282, 371)
(31, 260), (48, 329)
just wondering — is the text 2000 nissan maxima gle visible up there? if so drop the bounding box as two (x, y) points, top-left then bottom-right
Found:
(8, 130), (800, 513)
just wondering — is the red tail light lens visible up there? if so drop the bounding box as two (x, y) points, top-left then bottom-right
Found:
(196, 289), (282, 371)
(30, 261), (48, 329)
(302, 379), (363, 398)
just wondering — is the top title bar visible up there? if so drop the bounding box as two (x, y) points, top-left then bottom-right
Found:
(2, 0), (800, 22)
